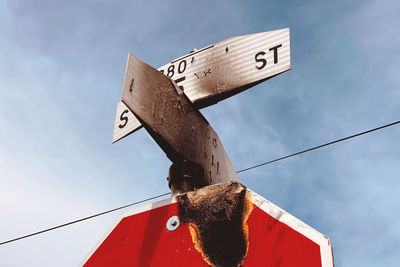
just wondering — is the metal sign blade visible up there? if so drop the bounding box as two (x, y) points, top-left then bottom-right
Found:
(159, 27), (291, 108)
(121, 53), (239, 185)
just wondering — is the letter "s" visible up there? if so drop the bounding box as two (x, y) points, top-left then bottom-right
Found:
(255, 51), (267, 70)
(119, 110), (129, 128)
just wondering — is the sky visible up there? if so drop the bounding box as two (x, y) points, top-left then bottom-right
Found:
(0, 0), (399, 266)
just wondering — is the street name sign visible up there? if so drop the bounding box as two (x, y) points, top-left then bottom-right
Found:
(81, 183), (333, 267)
(112, 28), (291, 143)
(120, 53), (239, 186)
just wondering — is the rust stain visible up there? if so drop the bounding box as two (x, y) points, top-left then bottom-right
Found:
(242, 196), (254, 261)
(187, 222), (209, 264)
(178, 182), (254, 267)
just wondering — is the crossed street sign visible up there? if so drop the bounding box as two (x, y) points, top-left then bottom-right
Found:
(112, 28), (291, 143)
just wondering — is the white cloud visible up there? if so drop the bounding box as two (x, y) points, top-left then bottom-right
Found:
(1, 0), (400, 266)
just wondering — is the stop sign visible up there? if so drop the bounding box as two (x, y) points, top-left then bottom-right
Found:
(81, 185), (334, 267)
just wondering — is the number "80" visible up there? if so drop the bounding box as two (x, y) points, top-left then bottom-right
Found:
(160, 59), (187, 78)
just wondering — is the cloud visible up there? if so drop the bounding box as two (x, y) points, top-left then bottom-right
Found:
(1, 0), (400, 266)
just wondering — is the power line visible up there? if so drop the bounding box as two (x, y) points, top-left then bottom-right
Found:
(237, 120), (400, 173)
(0, 192), (170, 246)
(1, 119), (399, 246)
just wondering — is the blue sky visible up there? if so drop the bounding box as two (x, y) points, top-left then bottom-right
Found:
(0, 0), (399, 266)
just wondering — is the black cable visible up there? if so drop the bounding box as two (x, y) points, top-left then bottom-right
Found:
(0, 192), (170, 246)
(237, 120), (400, 173)
(1, 120), (399, 246)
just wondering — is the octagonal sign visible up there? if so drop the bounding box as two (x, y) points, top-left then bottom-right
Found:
(81, 186), (334, 267)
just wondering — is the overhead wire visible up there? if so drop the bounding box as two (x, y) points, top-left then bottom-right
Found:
(1, 119), (399, 246)
(237, 120), (400, 173)
(0, 192), (170, 246)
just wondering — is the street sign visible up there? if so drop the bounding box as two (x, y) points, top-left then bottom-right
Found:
(112, 28), (291, 143)
(121, 53), (239, 187)
(81, 183), (333, 267)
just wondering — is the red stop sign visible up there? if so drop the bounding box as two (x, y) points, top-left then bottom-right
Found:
(81, 189), (334, 267)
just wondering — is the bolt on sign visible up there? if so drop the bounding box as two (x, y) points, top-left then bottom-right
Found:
(81, 182), (334, 267)
(112, 28), (291, 143)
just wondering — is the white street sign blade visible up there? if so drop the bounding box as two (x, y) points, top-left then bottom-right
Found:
(112, 101), (142, 143)
(159, 27), (291, 107)
(113, 28), (291, 143)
